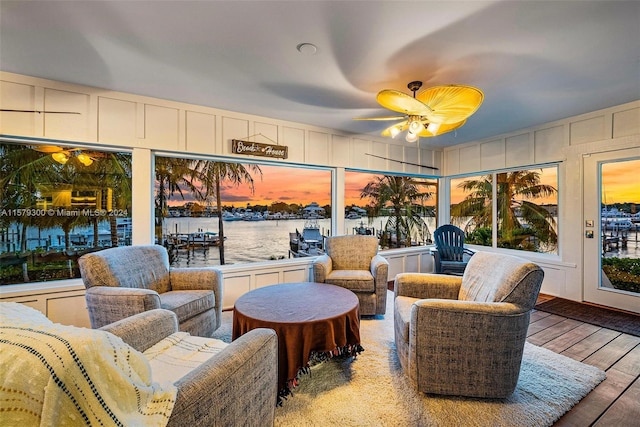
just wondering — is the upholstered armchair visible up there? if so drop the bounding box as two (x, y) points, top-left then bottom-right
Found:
(394, 251), (544, 398)
(313, 235), (389, 316)
(79, 244), (222, 337)
(430, 224), (475, 275)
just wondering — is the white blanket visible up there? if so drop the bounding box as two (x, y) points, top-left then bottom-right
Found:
(0, 302), (177, 426)
(144, 332), (228, 384)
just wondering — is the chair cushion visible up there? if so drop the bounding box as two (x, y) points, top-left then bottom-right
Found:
(459, 251), (544, 309)
(326, 270), (374, 292)
(160, 290), (215, 323)
(79, 245), (171, 294)
(326, 235), (378, 271)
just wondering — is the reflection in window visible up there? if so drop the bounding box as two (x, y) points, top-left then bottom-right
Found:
(450, 174), (493, 247)
(155, 155), (331, 266)
(346, 171), (437, 248)
(496, 168), (557, 253)
(450, 167), (558, 253)
(0, 142), (132, 285)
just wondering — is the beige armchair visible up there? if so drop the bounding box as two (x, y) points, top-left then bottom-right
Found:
(394, 251), (544, 398)
(313, 235), (389, 315)
(79, 244), (222, 337)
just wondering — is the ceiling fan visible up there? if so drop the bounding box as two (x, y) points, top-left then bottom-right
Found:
(354, 81), (484, 142)
(31, 145), (95, 166)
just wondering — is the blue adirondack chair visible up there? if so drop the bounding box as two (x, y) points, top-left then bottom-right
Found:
(431, 224), (475, 275)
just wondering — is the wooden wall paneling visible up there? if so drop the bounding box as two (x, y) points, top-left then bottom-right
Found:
(419, 148), (434, 175)
(459, 144), (481, 173)
(432, 149), (443, 176)
(445, 148), (460, 176)
(350, 137), (370, 169)
(97, 97), (138, 145)
(185, 111), (216, 154)
(480, 139), (505, 171)
(613, 107), (640, 138)
(144, 104), (180, 150)
(254, 271), (280, 288)
(282, 126), (304, 163)
(221, 116), (250, 156)
(282, 267), (309, 283)
(43, 88), (91, 141)
(0, 80), (37, 136)
(404, 145), (420, 174)
(570, 115), (606, 145)
(254, 121), (278, 145)
(388, 144), (404, 173)
(307, 131), (329, 165)
(331, 134), (350, 167)
(222, 275), (251, 309)
(47, 295), (90, 327)
(370, 141), (388, 170)
(534, 125), (565, 163)
(505, 132), (533, 167)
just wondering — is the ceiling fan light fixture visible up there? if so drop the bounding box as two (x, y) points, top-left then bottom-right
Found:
(427, 122), (441, 135)
(405, 132), (419, 143)
(77, 153), (94, 166)
(408, 117), (424, 134)
(52, 152), (69, 164)
(389, 126), (402, 138)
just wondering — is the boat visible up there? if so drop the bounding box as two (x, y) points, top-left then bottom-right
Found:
(169, 230), (225, 248)
(353, 221), (375, 236)
(602, 218), (633, 231)
(222, 211), (244, 221)
(289, 218), (325, 257)
(346, 211), (361, 219)
(302, 202), (325, 219)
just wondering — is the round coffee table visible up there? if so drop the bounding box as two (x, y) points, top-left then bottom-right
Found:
(232, 282), (362, 398)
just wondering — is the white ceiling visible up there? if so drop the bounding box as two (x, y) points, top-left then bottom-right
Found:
(1, 1), (639, 148)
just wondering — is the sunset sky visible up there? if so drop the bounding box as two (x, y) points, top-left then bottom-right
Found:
(165, 159), (638, 209)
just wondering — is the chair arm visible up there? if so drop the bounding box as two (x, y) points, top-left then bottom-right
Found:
(168, 328), (278, 427)
(99, 309), (178, 353)
(394, 272), (461, 300)
(463, 247), (476, 256)
(429, 247), (442, 273)
(170, 267), (223, 315)
(312, 254), (332, 282)
(85, 287), (162, 328)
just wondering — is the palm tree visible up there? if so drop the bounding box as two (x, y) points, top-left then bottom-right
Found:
(360, 175), (434, 248)
(451, 170), (557, 252)
(194, 160), (262, 265)
(154, 157), (201, 243)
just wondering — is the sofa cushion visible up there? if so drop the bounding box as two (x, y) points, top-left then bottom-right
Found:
(160, 290), (215, 323)
(144, 332), (228, 384)
(326, 270), (374, 292)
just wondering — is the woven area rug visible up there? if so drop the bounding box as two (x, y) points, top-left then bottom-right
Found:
(535, 297), (640, 337)
(214, 292), (606, 426)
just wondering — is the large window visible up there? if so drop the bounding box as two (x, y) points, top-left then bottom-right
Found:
(0, 142), (132, 285)
(450, 166), (558, 254)
(345, 171), (437, 248)
(155, 155), (331, 266)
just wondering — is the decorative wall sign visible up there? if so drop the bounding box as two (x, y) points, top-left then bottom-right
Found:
(232, 139), (288, 159)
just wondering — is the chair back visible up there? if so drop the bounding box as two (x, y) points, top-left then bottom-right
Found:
(79, 245), (172, 293)
(325, 235), (379, 270)
(458, 251), (544, 310)
(434, 225), (466, 262)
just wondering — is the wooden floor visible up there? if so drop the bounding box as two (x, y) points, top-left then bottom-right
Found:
(530, 295), (640, 426)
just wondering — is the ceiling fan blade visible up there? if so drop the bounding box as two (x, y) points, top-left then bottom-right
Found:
(418, 119), (466, 137)
(416, 85), (483, 124)
(31, 145), (65, 153)
(376, 90), (433, 116)
(0, 109), (80, 114)
(381, 120), (409, 137)
(353, 115), (406, 121)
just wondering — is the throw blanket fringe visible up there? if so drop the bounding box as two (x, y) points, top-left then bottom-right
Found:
(0, 302), (177, 427)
